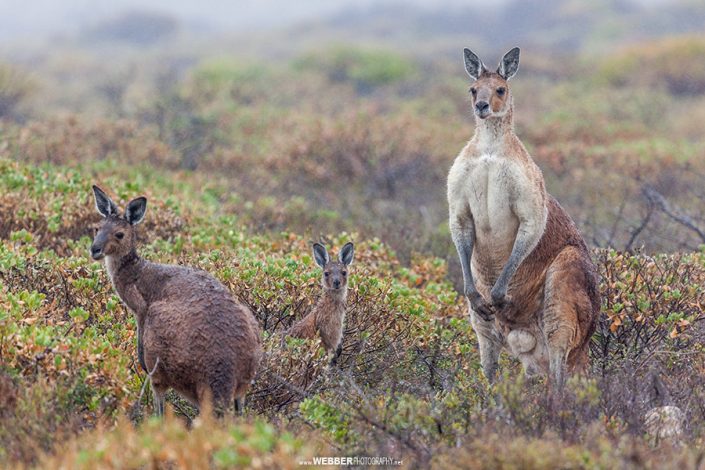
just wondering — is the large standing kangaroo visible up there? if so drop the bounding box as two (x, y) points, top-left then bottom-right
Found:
(447, 48), (599, 389)
(90, 185), (262, 414)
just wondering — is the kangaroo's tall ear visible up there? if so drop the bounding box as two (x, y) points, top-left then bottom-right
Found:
(93, 185), (119, 218)
(339, 242), (354, 266)
(313, 243), (329, 268)
(498, 47), (520, 80)
(125, 197), (147, 225)
(463, 48), (486, 80)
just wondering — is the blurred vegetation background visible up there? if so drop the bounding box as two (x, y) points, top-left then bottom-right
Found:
(3, 0), (705, 468)
(3, 0), (705, 273)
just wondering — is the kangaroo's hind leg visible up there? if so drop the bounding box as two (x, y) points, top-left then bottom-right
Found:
(152, 383), (167, 417)
(146, 355), (166, 417)
(543, 246), (597, 391)
(198, 383), (233, 418)
(469, 307), (503, 383)
(234, 396), (245, 415)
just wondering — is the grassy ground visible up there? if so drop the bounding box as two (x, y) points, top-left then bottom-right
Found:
(2, 156), (705, 468)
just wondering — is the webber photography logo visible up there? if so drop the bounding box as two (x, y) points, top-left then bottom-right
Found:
(299, 456), (403, 466)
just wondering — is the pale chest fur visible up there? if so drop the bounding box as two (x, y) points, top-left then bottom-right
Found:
(448, 142), (547, 284)
(460, 153), (519, 241)
(448, 152), (523, 261)
(105, 255), (119, 290)
(314, 293), (346, 350)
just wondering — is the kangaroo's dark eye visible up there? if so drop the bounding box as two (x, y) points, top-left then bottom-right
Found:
(115, 232), (125, 240)
(324, 272), (330, 277)
(342, 271), (347, 276)
(470, 88), (477, 96)
(496, 87), (506, 96)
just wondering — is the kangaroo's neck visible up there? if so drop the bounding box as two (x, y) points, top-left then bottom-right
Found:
(474, 106), (514, 154)
(316, 288), (347, 316)
(105, 249), (146, 310)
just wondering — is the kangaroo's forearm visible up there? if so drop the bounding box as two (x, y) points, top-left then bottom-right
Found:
(495, 238), (528, 292)
(451, 227), (479, 295)
(494, 224), (541, 294)
(137, 325), (146, 371)
(128, 288), (148, 371)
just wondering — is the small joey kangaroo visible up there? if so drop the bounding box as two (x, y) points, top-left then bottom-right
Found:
(90, 185), (262, 416)
(286, 242), (354, 364)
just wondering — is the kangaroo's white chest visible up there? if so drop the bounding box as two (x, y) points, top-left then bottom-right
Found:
(105, 255), (119, 289)
(464, 153), (518, 239)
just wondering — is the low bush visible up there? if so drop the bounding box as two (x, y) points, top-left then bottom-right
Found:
(599, 35), (705, 95)
(39, 411), (316, 469)
(0, 63), (34, 120)
(294, 47), (416, 92)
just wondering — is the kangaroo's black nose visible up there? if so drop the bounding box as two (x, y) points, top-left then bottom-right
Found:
(91, 245), (103, 260)
(475, 101), (490, 113)
(333, 279), (341, 288)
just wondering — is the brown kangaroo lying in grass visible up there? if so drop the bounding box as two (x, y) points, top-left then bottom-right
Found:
(90, 185), (262, 415)
(447, 47), (599, 389)
(286, 242), (354, 364)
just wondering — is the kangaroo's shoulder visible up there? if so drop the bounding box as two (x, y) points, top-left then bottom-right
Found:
(504, 134), (543, 177)
(447, 141), (479, 193)
(450, 140), (483, 166)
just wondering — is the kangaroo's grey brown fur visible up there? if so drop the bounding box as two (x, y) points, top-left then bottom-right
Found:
(447, 48), (599, 389)
(286, 242), (354, 363)
(90, 185), (262, 415)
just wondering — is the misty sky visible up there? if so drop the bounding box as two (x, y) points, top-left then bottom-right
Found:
(0, 0), (669, 42)
(0, 0), (467, 40)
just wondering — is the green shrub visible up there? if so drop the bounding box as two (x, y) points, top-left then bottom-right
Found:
(598, 35), (705, 95)
(189, 59), (273, 103)
(0, 63), (34, 119)
(39, 412), (315, 469)
(294, 47), (415, 92)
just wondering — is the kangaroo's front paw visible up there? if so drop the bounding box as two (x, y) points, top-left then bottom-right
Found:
(330, 344), (343, 366)
(490, 288), (513, 318)
(492, 294), (512, 310)
(490, 286), (510, 306)
(467, 292), (495, 322)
